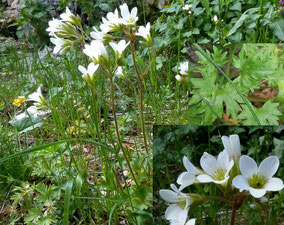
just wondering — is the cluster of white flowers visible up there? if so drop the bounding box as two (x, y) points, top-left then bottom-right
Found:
(175, 61), (189, 82)
(182, 4), (192, 15)
(47, 4), (152, 85)
(160, 134), (284, 225)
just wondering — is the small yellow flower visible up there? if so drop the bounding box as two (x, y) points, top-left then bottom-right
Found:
(12, 96), (26, 107)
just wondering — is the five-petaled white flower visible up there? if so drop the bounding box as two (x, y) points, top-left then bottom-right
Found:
(60, 7), (75, 23)
(159, 184), (193, 225)
(179, 62), (189, 76)
(136, 22), (151, 43)
(232, 155), (284, 198)
(46, 18), (63, 36)
(78, 62), (99, 83)
(119, 3), (138, 25)
(222, 134), (241, 162)
(27, 87), (46, 107)
(109, 40), (130, 58)
(197, 151), (234, 184)
(100, 9), (122, 33)
(177, 156), (202, 190)
(83, 40), (108, 64)
(50, 37), (65, 54)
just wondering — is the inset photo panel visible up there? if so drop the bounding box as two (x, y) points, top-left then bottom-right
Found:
(153, 126), (284, 225)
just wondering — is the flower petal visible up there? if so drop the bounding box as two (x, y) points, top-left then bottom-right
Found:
(165, 204), (188, 224)
(258, 156), (279, 178)
(78, 65), (87, 75)
(197, 174), (214, 183)
(265, 177), (284, 191)
(239, 155), (258, 178)
(185, 219), (196, 225)
(232, 175), (250, 191)
(213, 176), (229, 184)
(200, 152), (217, 176)
(217, 150), (229, 169)
(183, 156), (197, 174)
(249, 187), (266, 198)
(229, 134), (241, 159)
(159, 190), (178, 203)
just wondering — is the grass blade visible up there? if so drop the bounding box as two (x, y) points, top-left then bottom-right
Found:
(63, 180), (74, 225)
(193, 44), (261, 125)
(0, 138), (114, 164)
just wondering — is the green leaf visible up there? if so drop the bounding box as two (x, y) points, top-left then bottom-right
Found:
(9, 116), (43, 134)
(269, 19), (284, 41)
(24, 208), (41, 223)
(63, 180), (74, 225)
(239, 100), (282, 125)
(227, 8), (259, 37)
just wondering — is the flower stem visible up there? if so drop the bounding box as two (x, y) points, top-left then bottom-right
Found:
(130, 41), (149, 154)
(230, 199), (237, 225)
(109, 76), (138, 186)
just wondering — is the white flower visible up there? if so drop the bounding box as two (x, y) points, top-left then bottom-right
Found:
(177, 156), (202, 190)
(232, 155), (284, 198)
(136, 22), (151, 43)
(159, 184), (193, 225)
(15, 106), (50, 120)
(90, 27), (107, 41)
(115, 66), (124, 77)
(46, 18), (63, 36)
(179, 62), (189, 76)
(27, 87), (46, 107)
(182, 4), (192, 11)
(50, 38), (65, 54)
(119, 3), (138, 25)
(213, 15), (218, 22)
(83, 40), (108, 63)
(109, 40), (130, 58)
(78, 62), (99, 83)
(60, 7), (74, 22)
(197, 151), (234, 184)
(175, 75), (182, 81)
(221, 134), (241, 162)
(100, 9), (121, 33)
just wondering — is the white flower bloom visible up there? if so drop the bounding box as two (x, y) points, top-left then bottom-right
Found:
(197, 151), (234, 184)
(100, 9), (121, 33)
(27, 87), (46, 107)
(182, 4), (192, 11)
(221, 134), (241, 162)
(46, 18), (63, 36)
(175, 75), (182, 81)
(160, 184), (193, 225)
(232, 155), (284, 198)
(109, 40), (129, 58)
(136, 22), (151, 43)
(78, 62), (99, 83)
(60, 7), (74, 22)
(50, 38), (65, 54)
(179, 62), (189, 76)
(83, 40), (108, 63)
(213, 15), (218, 22)
(15, 106), (50, 120)
(115, 66), (124, 77)
(177, 156), (202, 190)
(119, 3), (138, 25)
(90, 27), (106, 41)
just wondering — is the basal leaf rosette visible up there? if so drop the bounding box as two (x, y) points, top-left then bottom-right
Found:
(232, 155), (284, 198)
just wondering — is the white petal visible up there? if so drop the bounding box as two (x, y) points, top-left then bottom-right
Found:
(165, 205), (188, 224)
(120, 3), (130, 18)
(229, 134), (241, 158)
(213, 176), (230, 184)
(222, 136), (232, 156)
(224, 160), (234, 178)
(159, 190), (178, 203)
(239, 155), (258, 178)
(217, 150), (229, 169)
(185, 219), (196, 225)
(78, 65), (87, 75)
(88, 62), (99, 75)
(258, 156), (279, 178)
(265, 178), (284, 191)
(183, 156), (196, 174)
(131, 7), (137, 17)
(249, 187), (266, 198)
(197, 174), (214, 183)
(200, 153), (217, 176)
(232, 175), (250, 191)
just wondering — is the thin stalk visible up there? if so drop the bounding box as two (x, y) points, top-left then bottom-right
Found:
(202, 195), (232, 205)
(130, 41), (149, 154)
(109, 76), (138, 186)
(230, 199), (237, 225)
(193, 44), (261, 125)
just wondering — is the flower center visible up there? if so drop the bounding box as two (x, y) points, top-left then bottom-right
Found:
(248, 173), (267, 189)
(212, 168), (226, 181)
(177, 195), (187, 209)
